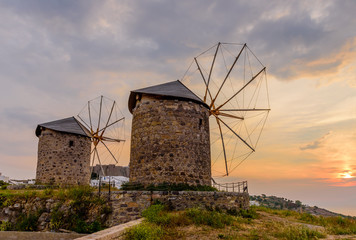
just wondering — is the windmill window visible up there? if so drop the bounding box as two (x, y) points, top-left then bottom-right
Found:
(69, 140), (74, 147)
(199, 119), (202, 129)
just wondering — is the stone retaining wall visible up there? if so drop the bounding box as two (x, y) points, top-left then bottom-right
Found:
(1, 191), (249, 231)
(0, 196), (110, 232)
(107, 191), (249, 226)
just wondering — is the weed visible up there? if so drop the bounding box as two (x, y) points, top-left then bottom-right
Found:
(142, 204), (166, 223)
(43, 188), (54, 196)
(0, 221), (12, 231)
(0, 181), (9, 190)
(247, 229), (261, 240)
(298, 212), (319, 224)
(15, 212), (39, 231)
(141, 204), (188, 227)
(186, 208), (234, 228)
(49, 204), (65, 231)
(325, 216), (356, 235)
(217, 233), (239, 239)
(121, 182), (218, 191)
(125, 222), (163, 240)
(273, 225), (326, 240)
(237, 208), (258, 219)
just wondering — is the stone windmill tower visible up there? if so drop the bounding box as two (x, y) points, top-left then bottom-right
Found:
(35, 117), (92, 185)
(128, 80), (211, 186)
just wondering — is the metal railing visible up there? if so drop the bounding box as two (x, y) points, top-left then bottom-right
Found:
(211, 180), (248, 193)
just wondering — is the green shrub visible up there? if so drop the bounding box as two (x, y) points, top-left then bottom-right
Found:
(142, 204), (171, 226)
(72, 219), (102, 233)
(66, 185), (94, 202)
(121, 182), (145, 190)
(15, 213), (39, 231)
(325, 216), (356, 235)
(185, 208), (234, 228)
(273, 225), (326, 240)
(43, 188), (54, 196)
(0, 221), (12, 231)
(50, 205), (65, 231)
(237, 208), (258, 219)
(142, 204), (193, 228)
(298, 213), (319, 224)
(121, 182), (217, 192)
(0, 181), (9, 190)
(125, 222), (163, 240)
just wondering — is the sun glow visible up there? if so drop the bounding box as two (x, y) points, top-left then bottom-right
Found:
(339, 171), (354, 179)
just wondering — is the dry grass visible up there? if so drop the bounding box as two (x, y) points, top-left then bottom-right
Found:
(122, 205), (356, 240)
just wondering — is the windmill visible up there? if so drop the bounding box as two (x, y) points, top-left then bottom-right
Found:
(181, 42), (270, 178)
(77, 96), (126, 176)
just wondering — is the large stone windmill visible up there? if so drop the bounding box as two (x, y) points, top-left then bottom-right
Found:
(128, 43), (270, 186)
(128, 80), (211, 186)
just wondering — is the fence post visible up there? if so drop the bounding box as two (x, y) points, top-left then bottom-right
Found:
(98, 176), (101, 197)
(108, 177), (111, 201)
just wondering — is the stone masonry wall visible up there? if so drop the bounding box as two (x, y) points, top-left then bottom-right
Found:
(130, 95), (211, 186)
(0, 195), (110, 232)
(36, 129), (91, 185)
(0, 191), (249, 230)
(107, 191), (250, 225)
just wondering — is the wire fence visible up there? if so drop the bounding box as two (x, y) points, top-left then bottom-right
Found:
(92, 177), (248, 200)
(211, 180), (248, 193)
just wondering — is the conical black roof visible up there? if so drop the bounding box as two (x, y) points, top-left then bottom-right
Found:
(35, 116), (91, 137)
(128, 80), (208, 113)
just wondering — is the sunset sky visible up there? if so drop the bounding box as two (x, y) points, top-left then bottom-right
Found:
(0, 0), (355, 215)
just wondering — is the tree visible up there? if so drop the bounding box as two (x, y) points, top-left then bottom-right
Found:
(295, 200), (302, 208)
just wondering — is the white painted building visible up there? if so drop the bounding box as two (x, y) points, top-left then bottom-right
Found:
(250, 200), (260, 206)
(0, 172), (10, 183)
(90, 176), (129, 189)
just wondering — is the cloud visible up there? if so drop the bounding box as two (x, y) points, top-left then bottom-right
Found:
(0, 0), (356, 187)
(322, 177), (356, 187)
(300, 131), (331, 150)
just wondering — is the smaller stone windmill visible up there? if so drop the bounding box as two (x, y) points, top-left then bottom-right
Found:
(35, 117), (92, 185)
(129, 80), (211, 186)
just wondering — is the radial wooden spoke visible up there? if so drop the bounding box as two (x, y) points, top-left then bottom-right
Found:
(95, 147), (106, 177)
(204, 42), (220, 102)
(90, 147), (97, 175)
(219, 108), (271, 112)
(216, 117), (229, 176)
(215, 111), (244, 120)
(215, 115), (255, 152)
(91, 147), (96, 164)
(216, 67), (265, 111)
(99, 117), (125, 133)
(76, 114), (91, 132)
(210, 44), (246, 109)
(102, 136), (125, 143)
(194, 58), (214, 103)
(100, 101), (116, 137)
(88, 101), (93, 132)
(97, 95), (103, 132)
(101, 140), (119, 164)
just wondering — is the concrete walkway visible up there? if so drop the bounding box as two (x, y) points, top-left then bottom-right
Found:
(75, 218), (143, 240)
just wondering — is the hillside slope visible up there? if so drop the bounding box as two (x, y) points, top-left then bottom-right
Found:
(122, 204), (356, 240)
(250, 195), (353, 218)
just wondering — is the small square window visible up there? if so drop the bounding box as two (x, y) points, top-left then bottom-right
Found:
(69, 140), (74, 147)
